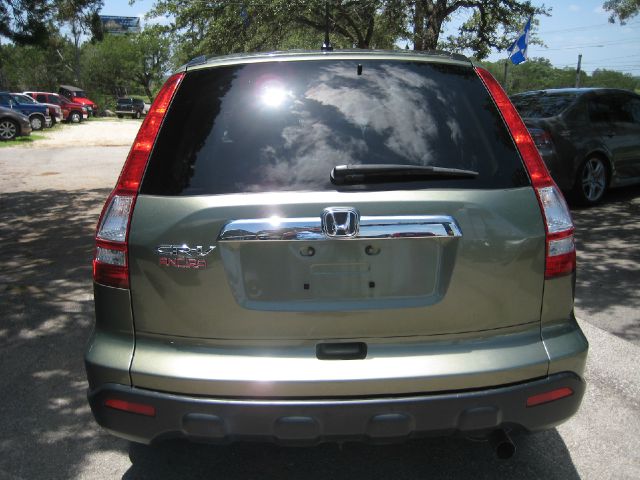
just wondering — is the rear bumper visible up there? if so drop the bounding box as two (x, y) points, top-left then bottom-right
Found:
(88, 372), (585, 445)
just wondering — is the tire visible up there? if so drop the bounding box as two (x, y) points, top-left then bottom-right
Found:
(69, 111), (82, 124)
(571, 156), (608, 206)
(135, 110), (141, 119)
(30, 115), (44, 131)
(0, 119), (18, 141)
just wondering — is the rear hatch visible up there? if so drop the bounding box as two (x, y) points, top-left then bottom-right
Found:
(128, 55), (546, 342)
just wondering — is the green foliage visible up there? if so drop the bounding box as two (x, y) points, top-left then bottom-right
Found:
(0, 0), (54, 46)
(81, 34), (138, 96)
(80, 27), (171, 103)
(417, 1), (549, 59)
(603, 0), (640, 24)
(0, 33), (77, 90)
(587, 68), (640, 90)
(477, 58), (640, 94)
(149, 0), (405, 66)
(131, 25), (172, 101)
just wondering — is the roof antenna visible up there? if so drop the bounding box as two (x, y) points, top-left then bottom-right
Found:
(321, 1), (333, 51)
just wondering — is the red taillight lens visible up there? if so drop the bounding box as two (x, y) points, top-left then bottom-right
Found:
(526, 387), (574, 407)
(475, 67), (576, 279)
(93, 72), (184, 288)
(528, 127), (554, 150)
(104, 398), (156, 417)
(115, 73), (185, 195)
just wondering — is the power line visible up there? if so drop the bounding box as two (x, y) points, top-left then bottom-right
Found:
(538, 20), (640, 35)
(530, 39), (639, 51)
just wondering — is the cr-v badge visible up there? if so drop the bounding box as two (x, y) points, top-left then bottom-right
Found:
(322, 207), (360, 238)
(156, 244), (216, 269)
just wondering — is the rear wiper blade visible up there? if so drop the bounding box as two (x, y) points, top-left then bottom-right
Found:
(330, 164), (479, 185)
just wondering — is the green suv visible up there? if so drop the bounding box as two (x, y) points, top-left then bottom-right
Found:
(86, 51), (588, 457)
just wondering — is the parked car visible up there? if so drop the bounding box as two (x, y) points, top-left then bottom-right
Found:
(0, 105), (32, 140)
(87, 51), (587, 457)
(24, 92), (88, 123)
(59, 85), (98, 116)
(0, 91), (51, 130)
(511, 88), (640, 205)
(116, 97), (145, 119)
(12, 93), (62, 126)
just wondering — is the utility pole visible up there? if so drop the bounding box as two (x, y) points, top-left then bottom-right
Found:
(503, 60), (509, 89)
(575, 54), (583, 88)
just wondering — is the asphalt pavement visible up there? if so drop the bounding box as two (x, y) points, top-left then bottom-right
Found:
(0, 145), (638, 479)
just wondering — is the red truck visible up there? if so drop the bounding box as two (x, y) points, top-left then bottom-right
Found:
(59, 85), (99, 117)
(24, 92), (88, 123)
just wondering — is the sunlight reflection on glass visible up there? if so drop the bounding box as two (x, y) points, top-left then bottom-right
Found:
(262, 85), (287, 107)
(268, 215), (282, 226)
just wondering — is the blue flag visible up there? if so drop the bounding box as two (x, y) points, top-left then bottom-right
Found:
(508, 17), (532, 65)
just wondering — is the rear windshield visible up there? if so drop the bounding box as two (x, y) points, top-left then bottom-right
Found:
(118, 98), (132, 104)
(511, 92), (577, 118)
(142, 60), (528, 195)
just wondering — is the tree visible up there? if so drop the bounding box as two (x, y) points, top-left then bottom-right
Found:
(81, 34), (138, 97)
(603, 0), (640, 24)
(80, 26), (172, 103)
(55, 0), (104, 82)
(0, 0), (54, 46)
(587, 68), (639, 90)
(147, 0), (404, 65)
(477, 57), (640, 93)
(132, 25), (172, 101)
(146, 0), (549, 62)
(432, 1), (549, 59)
(0, 33), (77, 90)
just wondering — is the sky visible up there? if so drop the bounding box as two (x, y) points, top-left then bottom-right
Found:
(104, 0), (640, 75)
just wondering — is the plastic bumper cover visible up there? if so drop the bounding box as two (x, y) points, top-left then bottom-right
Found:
(88, 372), (585, 445)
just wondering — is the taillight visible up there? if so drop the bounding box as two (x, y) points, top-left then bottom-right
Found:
(528, 127), (554, 150)
(93, 72), (184, 288)
(475, 67), (575, 279)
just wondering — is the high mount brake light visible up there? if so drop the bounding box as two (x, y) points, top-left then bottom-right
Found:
(93, 72), (184, 289)
(475, 67), (575, 279)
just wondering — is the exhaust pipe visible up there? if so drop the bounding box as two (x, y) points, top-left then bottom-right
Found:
(489, 429), (516, 459)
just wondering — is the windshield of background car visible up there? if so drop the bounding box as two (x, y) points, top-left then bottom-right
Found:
(511, 92), (578, 118)
(142, 60), (529, 195)
(118, 98), (132, 105)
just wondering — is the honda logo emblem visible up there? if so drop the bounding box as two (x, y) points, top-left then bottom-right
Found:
(321, 207), (360, 238)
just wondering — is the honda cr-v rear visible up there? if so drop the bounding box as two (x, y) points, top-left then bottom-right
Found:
(86, 51), (588, 454)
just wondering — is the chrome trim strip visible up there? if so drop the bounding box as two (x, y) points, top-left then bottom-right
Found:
(218, 215), (461, 242)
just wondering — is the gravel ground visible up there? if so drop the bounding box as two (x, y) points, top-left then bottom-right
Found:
(17, 119), (140, 149)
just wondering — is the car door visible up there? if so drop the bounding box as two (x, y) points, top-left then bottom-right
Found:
(588, 92), (638, 181)
(0, 93), (14, 109)
(617, 94), (640, 179)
